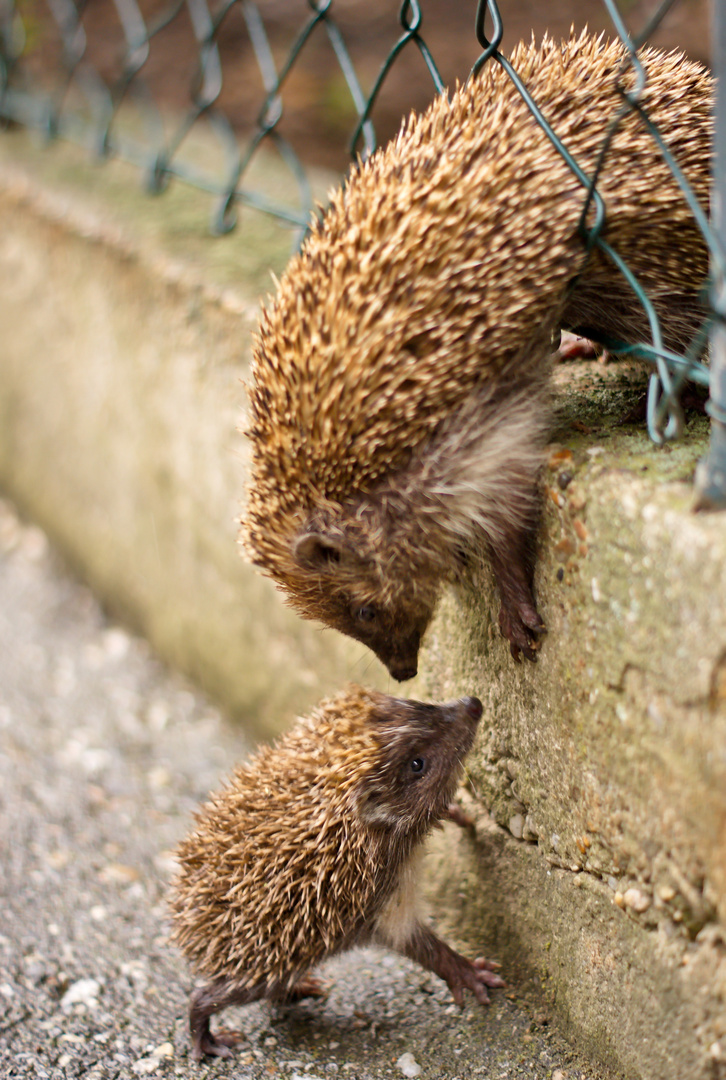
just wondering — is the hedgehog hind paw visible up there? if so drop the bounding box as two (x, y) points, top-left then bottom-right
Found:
(441, 952), (506, 1008)
(192, 1027), (242, 1060)
(285, 974), (329, 1001)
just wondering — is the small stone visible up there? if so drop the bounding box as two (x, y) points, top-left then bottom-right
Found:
(61, 977), (101, 1011)
(21, 525), (49, 561)
(131, 1059), (159, 1075)
(554, 537), (576, 561)
(147, 701), (171, 731)
(552, 1071), (567, 1080)
(548, 448), (574, 469)
(103, 628), (130, 659)
(98, 863), (140, 885)
(657, 884), (676, 902)
(396, 1053), (422, 1078)
(47, 850), (72, 870)
(591, 577), (602, 603)
(568, 486), (587, 511)
(613, 892), (625, 908)
(508, 814), (524, 840)
(152, 1042), (174, 1059)
(623, 888), (651, 913)
(147, 766), (171, 790)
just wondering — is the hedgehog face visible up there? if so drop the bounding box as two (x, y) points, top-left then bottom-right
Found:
(355, 694), (483, 833)
(291, 528), (441, 681)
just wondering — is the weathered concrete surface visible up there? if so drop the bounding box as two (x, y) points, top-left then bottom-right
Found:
(418, 368), (726, 1080)
(0, 498), (602, 1080)
(0, 130), (386, 738)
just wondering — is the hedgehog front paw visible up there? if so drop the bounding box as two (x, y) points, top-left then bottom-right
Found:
(444, 953), (506, 1007)
(498, 600), (545, 663)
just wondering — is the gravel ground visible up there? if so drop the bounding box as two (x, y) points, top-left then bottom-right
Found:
(0, 496), (599, 1080)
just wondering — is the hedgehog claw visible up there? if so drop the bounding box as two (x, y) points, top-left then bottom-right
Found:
(499, 603), (545, 664)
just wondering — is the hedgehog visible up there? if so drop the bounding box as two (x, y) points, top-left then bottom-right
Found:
(169, 686), (502, 1060)
(242, 31), (712, 681)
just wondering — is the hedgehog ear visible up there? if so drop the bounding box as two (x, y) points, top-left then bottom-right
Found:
(355, 785), (397, 828)
(293, 531), (352, 570)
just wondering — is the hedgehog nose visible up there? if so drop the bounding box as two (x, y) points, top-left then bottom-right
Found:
(461, 696), (483, 722)
(390, 662), (418, 682)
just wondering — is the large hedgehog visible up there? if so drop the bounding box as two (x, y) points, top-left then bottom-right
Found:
(244, 32), (712, 680)
(169, 686), (501, 1060)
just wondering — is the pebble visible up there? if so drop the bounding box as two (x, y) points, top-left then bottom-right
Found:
(98, 863), (140, 885)
(623, 888), (651, 913)
(131, 1058), (160, 1075)
(60, 977), (102, 1011)
(508, 814), (525, 840)
(396, 1052), (422, 1078)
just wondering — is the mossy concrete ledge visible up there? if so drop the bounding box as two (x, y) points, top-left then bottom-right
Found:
(419, 376), (726, 1080)
(0, 130), (385, 737)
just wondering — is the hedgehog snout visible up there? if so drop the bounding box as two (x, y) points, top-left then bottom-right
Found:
(389, 660), (418, 682)
(460, 696), (483, 722)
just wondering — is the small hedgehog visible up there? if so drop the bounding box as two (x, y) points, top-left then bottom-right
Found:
(243, 32), (712, 680)
(169, 686), (501, 1060)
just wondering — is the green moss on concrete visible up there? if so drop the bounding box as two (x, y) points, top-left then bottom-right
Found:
(417, 365), (726, 1078)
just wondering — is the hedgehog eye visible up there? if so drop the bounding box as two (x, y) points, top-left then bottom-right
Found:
(356, 605), (377, 623)
(410, 757), (426, 774)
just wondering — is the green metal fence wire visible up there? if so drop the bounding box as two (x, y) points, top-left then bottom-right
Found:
(0, 0), (723, 496)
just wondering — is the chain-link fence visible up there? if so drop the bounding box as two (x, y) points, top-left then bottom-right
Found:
(0, 0), (724, 499)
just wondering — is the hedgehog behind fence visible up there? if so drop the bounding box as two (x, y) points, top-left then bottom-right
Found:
(243, 31), (712, 680)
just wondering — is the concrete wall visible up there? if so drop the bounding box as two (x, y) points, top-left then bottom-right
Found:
(1, 130), (724, 1079)
(419, 379), (726, 1080)
(0, 132), (386, 739)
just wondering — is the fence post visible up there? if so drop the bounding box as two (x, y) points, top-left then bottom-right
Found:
(695, 0), (726, 508)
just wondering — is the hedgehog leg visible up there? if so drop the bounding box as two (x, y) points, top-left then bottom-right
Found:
(189, 980), (262, 1060)
(284, 974), (329, 1000)
(399, 922), (505, 1007)
(488, 518), (545, 663)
